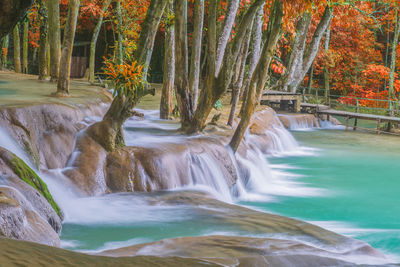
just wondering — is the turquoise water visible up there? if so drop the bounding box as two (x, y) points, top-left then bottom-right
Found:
(59, 114), (400, 262)
(242, 128), (400, 260)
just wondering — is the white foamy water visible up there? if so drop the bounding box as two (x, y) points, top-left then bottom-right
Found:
(0, 109), (325, 216)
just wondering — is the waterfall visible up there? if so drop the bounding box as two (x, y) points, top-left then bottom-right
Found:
(0, 108), (321, 221)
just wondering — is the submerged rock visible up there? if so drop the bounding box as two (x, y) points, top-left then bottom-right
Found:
(0, 237), (218, 267)
(97, 191), (390, 267)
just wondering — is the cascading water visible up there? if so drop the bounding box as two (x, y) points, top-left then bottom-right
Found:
(0, 109), (318, 214)
(1, 108), (396, 265)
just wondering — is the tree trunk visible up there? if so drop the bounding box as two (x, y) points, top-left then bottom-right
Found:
(307, 63), (314, 94)
(276, 6), (332, 93)
(135, 0), (168, 77)
(1, 35), (9, 69)
(388, 9), (400, 105)
(13, 24), (21, 73)
(115, 0), (123, 65)
(240, 4), (263, 116)
(38, 0), (48, 80)
(323, 23), (331, 101)
(47, 0), (61, 82)
(160, 0), (175, 119)
(215, 0), (240, 75)
(22, 20), (28, 74)
(229, 0), (283, 152)
(174, 0), (194, 130)
(56, 0), (80, 95)
(88, 0), (166, 151)
(228, 22), (253, 126)
(188, 0), (264, 133)
(89, 0), (112, 83)
(189, 0), (204, 108)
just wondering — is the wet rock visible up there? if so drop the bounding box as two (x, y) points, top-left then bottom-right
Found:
(105, 137), (237, 193)
(0, 186), (60, 247)
(278, 113), (319, 129)
(0, 103), (108, 169)
(65, 106), (283, 195)
(0, 148), (62, 231)
(63, 135), (109, 196)
(99, 191), (390, 267)
(101, 235), (359, 267)
(249, 107), (281, 135)
(0, 237), (218, 267)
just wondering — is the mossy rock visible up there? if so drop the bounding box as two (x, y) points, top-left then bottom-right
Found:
(8, 157), (62, 218)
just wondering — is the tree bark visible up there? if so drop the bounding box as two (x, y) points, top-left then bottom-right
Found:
(240, 4), (264, 116)
(174, 0), (194, 130)
(89, 0), (112, 83)
(47, 0), (61, 82)
(56, 0), (80, 95)
(215, 0), (240, 75)
(276, 6), (332, 93)
(135, 0), (168, 77)
(160, 0), (175, 119)
(22, 20), (28, 74)
(388, 9), (400, 103)
(323, 23), (331, 101)
(13, 24), (21, 73)
(189, 0), (204, 108)
(115, 0), (123, 65)
(188, 0), (264, 133)
(38, 0), (48, 80)
(307, 63), (314, 94)
(229, 0), (283, 152)
(228, 21), (253, 126)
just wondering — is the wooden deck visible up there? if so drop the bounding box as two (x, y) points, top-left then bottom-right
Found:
(300, 103), (400, 134)
(260, 91), (400, 134)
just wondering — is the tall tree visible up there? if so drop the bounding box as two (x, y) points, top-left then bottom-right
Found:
(239, 4), (264, 117)
(88, 0), (112, 83)
(13, 24), (21, 73)
(160, 0), (175, 119)
(115, 0), (123, 65)
(174, 0), (194, 129)
(87, 0), (167, 151)
(388, 8), (400, 112)
(22, 19), (29, 74)
(323, 23), (331, 101)
(275, 6), (333, 93)
(227, 19), (253, 126)
(56, 0), (80, 95)
(215, 0), (240, 75)
(229, 0), (283, 152)
(189, 0), (204, 107)
(47, 0), (61, 81)
(38, 0), (48, 80)
(187, 0), (264, 133)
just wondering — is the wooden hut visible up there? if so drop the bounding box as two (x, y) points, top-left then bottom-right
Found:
(70, 41), (90, 78)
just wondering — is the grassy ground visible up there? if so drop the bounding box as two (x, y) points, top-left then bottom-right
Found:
(0, 71), (111, 108)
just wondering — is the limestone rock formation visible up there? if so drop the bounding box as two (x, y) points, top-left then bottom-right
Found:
(0, 147), (61, 246)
